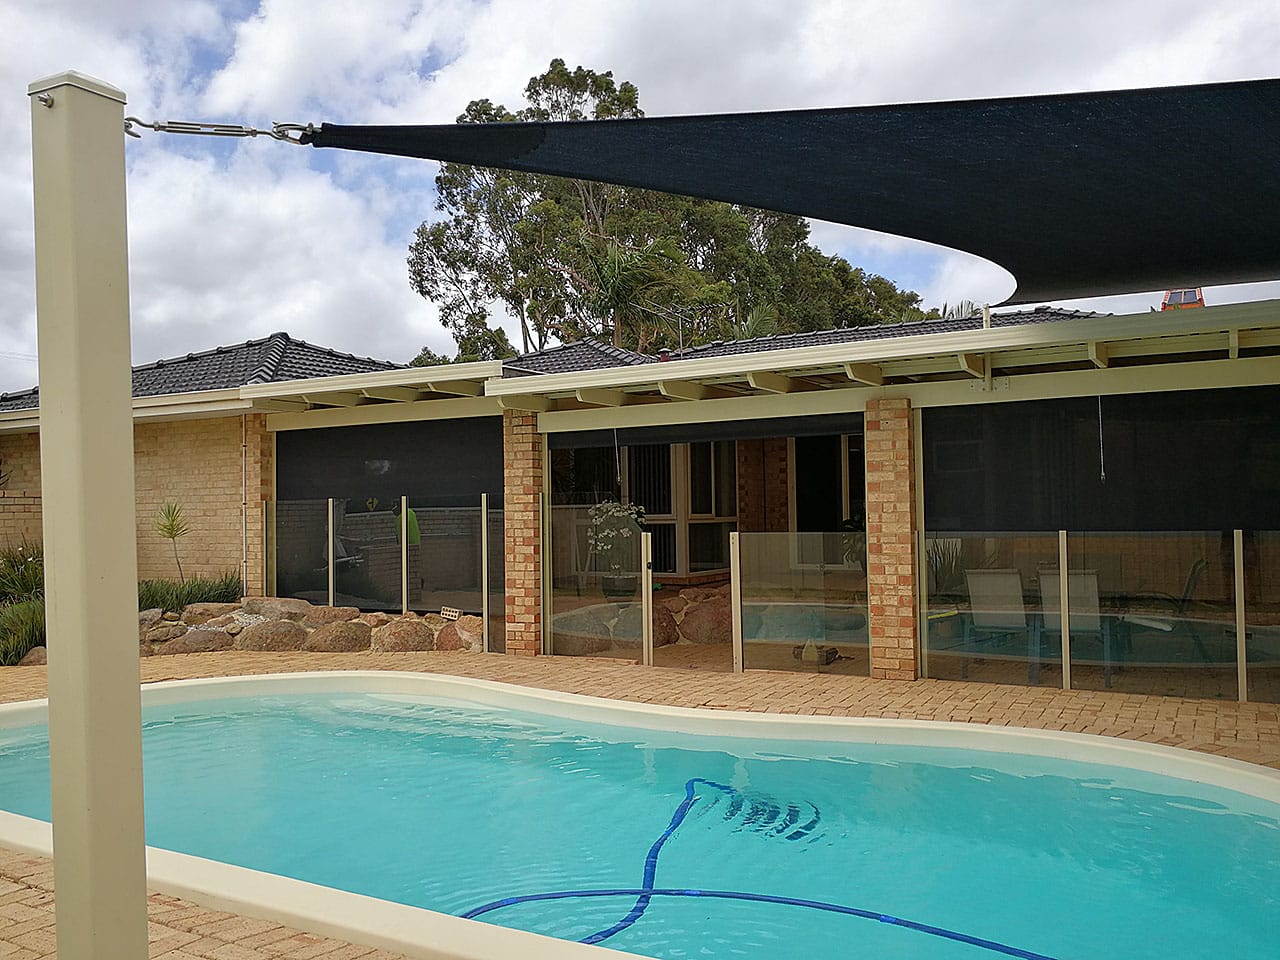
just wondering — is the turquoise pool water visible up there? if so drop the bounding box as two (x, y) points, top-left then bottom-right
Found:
(1, 691), (1277, 959)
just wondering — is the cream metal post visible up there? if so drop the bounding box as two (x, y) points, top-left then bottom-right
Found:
(1235, 529), (1248, 702)
(1058, 530), (1071, 690)
(480, 493), (490, 651)
(327, 498), (336, 607)
(264, 501), (276, 596)
(641, 532), (654, 666)
(401, 496), (409, 615)
(730, 532), (744, 672)
(917, 529), (930, 678)
(28, 71), (149, 959)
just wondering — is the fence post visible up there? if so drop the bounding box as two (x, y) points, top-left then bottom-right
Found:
(327, 498), (336, 607)
(730, 531), (744, 673)
(641, 532), (654, 666)
(481, 493), (491, 651)
(1235, 528), (1247, 702)
(401, 495), (409, 615)
(1058, 530), (1071, 690)
(264, 500), (276, 597)
(918, 529), (929, 678)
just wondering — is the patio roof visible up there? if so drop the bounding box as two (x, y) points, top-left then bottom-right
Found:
(485, 298), (1280, 416)
(303, 78), (1280, 304)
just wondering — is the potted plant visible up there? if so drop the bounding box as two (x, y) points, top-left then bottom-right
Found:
(587, 499), (645, 599)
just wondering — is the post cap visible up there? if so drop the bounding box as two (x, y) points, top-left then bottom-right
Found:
(28, 71), (126, 104)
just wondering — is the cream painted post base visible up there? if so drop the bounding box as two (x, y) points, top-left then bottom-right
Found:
(29, 71), (149, 958)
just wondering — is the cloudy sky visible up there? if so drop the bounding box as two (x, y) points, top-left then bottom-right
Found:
(2, 0), (1279, 391)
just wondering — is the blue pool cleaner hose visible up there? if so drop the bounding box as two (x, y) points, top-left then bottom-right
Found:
(461, 777), (1060, 960)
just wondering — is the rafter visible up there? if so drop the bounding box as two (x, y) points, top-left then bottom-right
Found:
(361, 386), (423, 403)
(497, 394), (555, 412)
(957, 353), (986, 379)
(843, 362), (884, 386)
(301, 391), (365, 407)
(423, 379), (484, 397)
(575, 387), (632, 407)
(1087, 341), (1110, 368)
(747, 370), (800, 393)
(658, 379), (734, 401)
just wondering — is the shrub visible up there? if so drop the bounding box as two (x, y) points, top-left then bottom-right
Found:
(0, 541), (43, 606)
(138, 572), (243, 613)
(0, 599), (45, 665)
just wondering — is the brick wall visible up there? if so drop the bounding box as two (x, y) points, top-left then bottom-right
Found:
(0, 414), (272, 593)
(0, 491), (42, 546)
(503, 410), (542, 655)
(865, 398), (919, 680)
(736, 437), (790, 533)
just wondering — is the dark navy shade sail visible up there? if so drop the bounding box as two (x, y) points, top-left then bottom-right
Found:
(303, 79), (1280, 305)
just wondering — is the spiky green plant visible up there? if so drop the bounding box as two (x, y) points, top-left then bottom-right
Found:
(154, 502), (190, 584)
(0, 540), (43, 605)
(138, 573), (242, 614)
(0, 599), (45, 666)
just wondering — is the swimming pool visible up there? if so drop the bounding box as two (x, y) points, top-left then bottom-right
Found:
(1, 673), (1277, 960)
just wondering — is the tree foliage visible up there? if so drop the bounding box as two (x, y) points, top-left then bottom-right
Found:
(407, 58), (926, 360)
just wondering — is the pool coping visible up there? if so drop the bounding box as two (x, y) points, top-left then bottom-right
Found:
(3, 669), (1280, 960)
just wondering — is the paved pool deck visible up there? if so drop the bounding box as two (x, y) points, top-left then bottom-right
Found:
(1, 650), (1278, 958)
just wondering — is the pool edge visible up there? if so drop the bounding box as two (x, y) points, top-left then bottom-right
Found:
(2, 668), (1279, 960)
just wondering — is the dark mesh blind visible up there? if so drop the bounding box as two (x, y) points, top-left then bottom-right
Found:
(923, 386), (1280, 531)
(276, 417), (502, 506)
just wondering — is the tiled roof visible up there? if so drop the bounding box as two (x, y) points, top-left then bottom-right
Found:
(503, 339), (655, 376)
(667, 306), (1106, 361)
(0, 332), (400, 413)
(498, 307), (1106, 375)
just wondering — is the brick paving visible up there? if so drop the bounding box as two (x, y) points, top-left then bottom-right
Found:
(2, 651), (1279, 957)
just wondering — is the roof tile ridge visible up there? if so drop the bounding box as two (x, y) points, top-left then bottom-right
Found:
(247, 332), (291, 385)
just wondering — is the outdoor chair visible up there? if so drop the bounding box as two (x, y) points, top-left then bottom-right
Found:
(962, 569), (1040, 682)
(1040, 570), (1115, 687)
(1117, 557), (1217, 670)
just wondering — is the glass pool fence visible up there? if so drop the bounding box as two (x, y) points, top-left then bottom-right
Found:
(547, 525), (870, 676)
(266, 494), (505, 653)
(922, 529), (1279, 702)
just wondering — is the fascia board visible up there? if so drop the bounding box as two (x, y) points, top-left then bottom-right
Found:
(238, 361), (504, 400)
(486, 299), (1280, 396)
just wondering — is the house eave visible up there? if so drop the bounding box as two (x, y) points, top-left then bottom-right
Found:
(483, 298), (1280, 403)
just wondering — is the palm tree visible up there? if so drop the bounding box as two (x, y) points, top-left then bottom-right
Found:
(576, 234), (684, 350)
(154, 502), (190, 584)
(718, 299), (779, 341)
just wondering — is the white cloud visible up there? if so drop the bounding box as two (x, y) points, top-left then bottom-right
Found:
(2, 0), (1279, 393)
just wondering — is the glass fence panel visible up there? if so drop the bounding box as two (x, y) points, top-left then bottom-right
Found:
(487, 507), (505, 654)
(410, 499), (483, 616)
(1067, 531), (1236, 699)
(689, 521), (735, 572)
(1245, 531), (1280, 703)
(333, 498), (401, 611)
(923, 532), (1061, 686)
(550, 503), (645, 659)
(738, 532), (868, 676)
(269, 499), (331, 604)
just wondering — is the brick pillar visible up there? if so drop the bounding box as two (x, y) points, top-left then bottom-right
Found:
(865, 397), (918, 680)
(503, 410), (543, 655)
